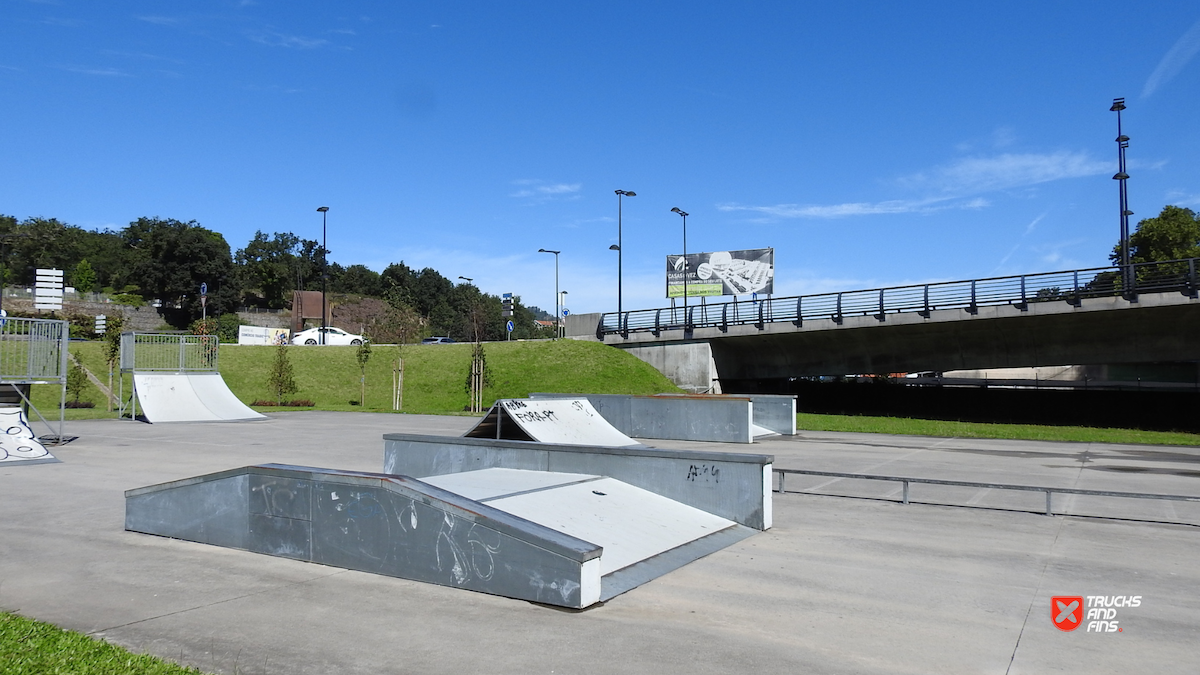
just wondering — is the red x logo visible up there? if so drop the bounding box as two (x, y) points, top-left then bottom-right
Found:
(1052, 596), (1084, 631)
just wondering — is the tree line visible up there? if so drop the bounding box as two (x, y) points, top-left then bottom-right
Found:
(0, 214), (555, 341)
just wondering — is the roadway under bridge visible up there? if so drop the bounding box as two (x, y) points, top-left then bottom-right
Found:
(567, 261), (1200, 393)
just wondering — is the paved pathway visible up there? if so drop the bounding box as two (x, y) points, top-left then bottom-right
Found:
(1, 412), (1197, 674)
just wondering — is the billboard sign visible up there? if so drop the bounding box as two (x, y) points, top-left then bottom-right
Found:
(666, 248), (774, 298)
(238, 325), (291, 346)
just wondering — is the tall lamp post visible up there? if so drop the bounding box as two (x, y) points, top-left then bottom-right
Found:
(613, 190), (636, 318)
(670, 207), (689, 325)
(538, 248), (560, 338)
(316, 206), (329, 345)
(1110, 98), (1133, 297)
(458, 276), (473, 285)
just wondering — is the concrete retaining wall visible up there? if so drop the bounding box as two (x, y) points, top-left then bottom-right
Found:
(383, 434), (773, 530)
(126, 464), (603, 608)
(651, 393), (797, 435)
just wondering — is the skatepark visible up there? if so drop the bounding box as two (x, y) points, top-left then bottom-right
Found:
(3, 410), (1199, 674)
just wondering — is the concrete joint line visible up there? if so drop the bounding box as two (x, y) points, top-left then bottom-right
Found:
(87, 569), (348, 636)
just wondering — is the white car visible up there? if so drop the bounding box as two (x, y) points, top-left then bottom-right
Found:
(292, 326), (366, 345)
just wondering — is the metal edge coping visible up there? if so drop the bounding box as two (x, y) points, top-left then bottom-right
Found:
(125, 463), (602, 562)
(382, 433), (775, 465)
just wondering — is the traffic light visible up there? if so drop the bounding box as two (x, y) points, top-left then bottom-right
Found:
(501, 293), (514, 317)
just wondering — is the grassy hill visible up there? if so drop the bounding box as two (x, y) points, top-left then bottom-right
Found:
(56, 339), (681, 417)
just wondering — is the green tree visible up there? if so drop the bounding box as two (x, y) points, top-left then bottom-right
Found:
(1111, 205), (1200, 265)
(122, 217), (241, 326)
(267, 344), (298, 405)
(66, 362), (88, 405)
(355, 340), (372, 406)
(235, 231), (318, 309)
(102, 315), (124, 412)
(71, 259), (97, 294)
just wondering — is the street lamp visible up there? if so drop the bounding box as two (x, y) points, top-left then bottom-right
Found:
(316, 206), (329, 345)
(458, 276), (474, 284)
(538, 248), (560, 338)
(614, 190), (636, 318)
(1110, 98), (1133, 297)
(670, 207), (689, 325)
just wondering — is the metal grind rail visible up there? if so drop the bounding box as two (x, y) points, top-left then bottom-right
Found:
(601, 257), (1200, 335)
(773, 468), (1200, 520)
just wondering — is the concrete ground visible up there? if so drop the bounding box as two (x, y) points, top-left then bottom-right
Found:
(1, 412), (1197, 674)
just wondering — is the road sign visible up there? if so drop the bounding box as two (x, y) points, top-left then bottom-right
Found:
(506, 320), (514, 333)
(34, 268), (64, 310)
(562, 308), (570, 317)
(95, 314), (107, 335)
(200, 282), (208, 295)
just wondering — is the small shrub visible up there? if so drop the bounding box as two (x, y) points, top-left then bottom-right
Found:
(112, 293), (145, 306)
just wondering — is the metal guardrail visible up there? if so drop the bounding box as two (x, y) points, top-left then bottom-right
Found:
(0, 316), (69, 383)
(774, 468), (1200, 519)
(600, 258), (1200, 336)
(119, 332), (219, 372)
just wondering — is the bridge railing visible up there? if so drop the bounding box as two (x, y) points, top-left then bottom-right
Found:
(600, 258), (1199, 336)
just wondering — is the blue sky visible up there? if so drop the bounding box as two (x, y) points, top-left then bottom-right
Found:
(3, 2), (1199, 316)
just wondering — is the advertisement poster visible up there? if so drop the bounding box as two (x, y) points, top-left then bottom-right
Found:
(238, 325), (291, 345)
(665, 248), (774, 298)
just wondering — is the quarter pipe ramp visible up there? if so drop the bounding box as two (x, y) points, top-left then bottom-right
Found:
(133, 372), (266, 423)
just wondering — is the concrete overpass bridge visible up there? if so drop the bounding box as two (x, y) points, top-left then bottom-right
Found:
(567, 259), (1200, 393)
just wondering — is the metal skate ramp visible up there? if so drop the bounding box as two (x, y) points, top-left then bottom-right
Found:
(0, 407), (58, 466)
(528, 392), (796, 443)
(464, 398), (642, 447)
(125, 464), (754, 608)
(132, 372), (266, 423)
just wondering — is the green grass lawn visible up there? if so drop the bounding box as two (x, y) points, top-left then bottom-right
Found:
(796, 412), (1200, 446)
(0, 611), (205, 675)
(57, 339), (681, 418)
(22, 341), (1200, 447)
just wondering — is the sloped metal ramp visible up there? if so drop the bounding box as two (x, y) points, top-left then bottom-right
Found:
(0, 407), (58, 466)
(464, 398), (642, 448)
(132, 372), (266, 423)
(125, 464), (754, 608)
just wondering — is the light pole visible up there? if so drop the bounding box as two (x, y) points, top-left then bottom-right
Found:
(316, 206), (329, 344)
(458, 276), (474, 285)
(614, 190), (636, 318)
(538, 248), (560, 337)
(670, 207), (689, 325)
(1111, 98), (1133, 297)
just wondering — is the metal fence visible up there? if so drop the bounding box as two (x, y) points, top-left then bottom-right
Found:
(774, 468), (1200, 525)
(600, 257), (1200, 335)
(0, 316), (68, 442)
(0, 316), (69, 383)
(119, 332), (220, 372)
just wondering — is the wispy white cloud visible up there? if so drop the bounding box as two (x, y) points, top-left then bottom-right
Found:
(100, 50), (185, 65)
(990, 212), (1047, 273)
(721, 150), (1105, 221)
(1165, 190), (1200, 206)
(898, 151), (1109, 195)
(718, 196), (988, 219)
(247, 30), (329, 49)
(61, 66), (131, 77)
(136, 16), (180, 26)
(1143, 18), (1200, 98)
(510, 180), (582, 201)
